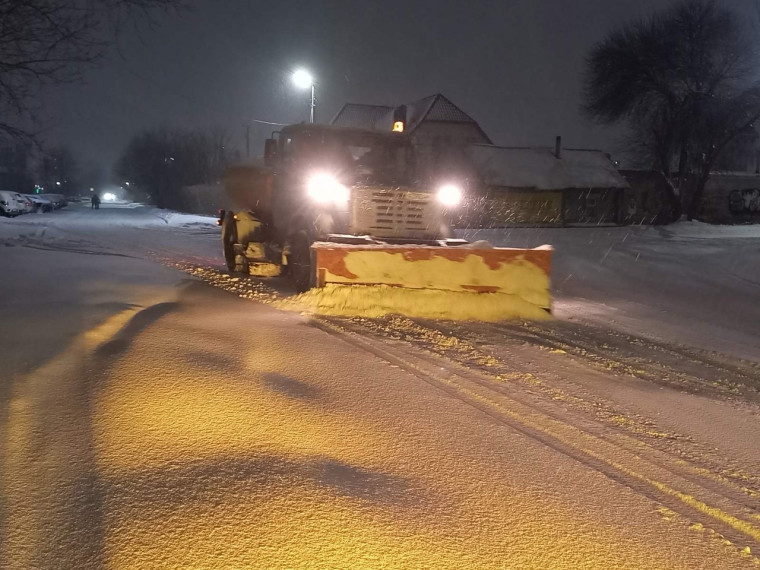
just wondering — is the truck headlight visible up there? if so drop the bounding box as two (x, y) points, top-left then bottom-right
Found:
(307, 173), (350, 206)
(437, 184), (463, 207)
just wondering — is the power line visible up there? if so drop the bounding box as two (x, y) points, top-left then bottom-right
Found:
(248, 119), (287, 126)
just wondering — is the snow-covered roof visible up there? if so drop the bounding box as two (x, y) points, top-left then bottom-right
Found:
(469, 145), (629, 190)
(413, 94), (477, 123)
(331, 94), (491, 143)
(331, 103), (393, 129)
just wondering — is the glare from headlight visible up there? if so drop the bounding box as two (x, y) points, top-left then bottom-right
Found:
(437, 184), (463, 207)
(102, 192), (116, 201)
(306, 173), (349, 205)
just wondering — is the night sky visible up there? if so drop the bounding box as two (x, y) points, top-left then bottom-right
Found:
(41, 0), (758, 170)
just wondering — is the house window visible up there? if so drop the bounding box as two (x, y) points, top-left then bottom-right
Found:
(584, 192), (601, 219)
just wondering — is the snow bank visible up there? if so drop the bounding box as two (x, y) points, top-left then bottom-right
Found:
(152, 210), (217, 227)
(667, 220), (760, 239)
(459, 224), (760, 361)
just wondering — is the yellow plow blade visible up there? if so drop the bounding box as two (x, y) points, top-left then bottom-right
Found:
(277, 243), (553, 322)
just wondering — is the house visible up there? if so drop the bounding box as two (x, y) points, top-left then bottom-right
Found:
(332, 93), (491, 145)
(333, 94), (628, 226)
(333, 94), (491, 183)
(466, 141), (629, 226)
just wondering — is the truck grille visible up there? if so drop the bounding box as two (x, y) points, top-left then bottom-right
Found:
(350, 187), (442, 239)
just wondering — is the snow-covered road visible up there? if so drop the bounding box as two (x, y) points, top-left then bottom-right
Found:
(1, 204), (759, 568)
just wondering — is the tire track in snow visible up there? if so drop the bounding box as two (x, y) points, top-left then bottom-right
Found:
(334, 317), (760, 507)
(409, 317), (760, 402)
(382, 316), (760, 503)
(310, 316), (760, 561)
(491, 320), (760, 394)
(18, 240), (139, 258)
(9, 208), (222, 268)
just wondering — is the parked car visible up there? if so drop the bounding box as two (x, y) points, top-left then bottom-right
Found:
(41, 194), (67, 209)
(25, 194), (53, 212)
(14, 193), (34, 214)
(0, 190), (21, 217)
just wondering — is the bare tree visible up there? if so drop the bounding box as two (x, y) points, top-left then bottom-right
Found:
(583, 0), (760, 221)
(38, 145), (81, 195)
(115, 126), (232, 208)
(114, 127), (173, 206)
(685, 88), (760, 217)
(0, 139), (33, 190)
(0, 0), (181, 141)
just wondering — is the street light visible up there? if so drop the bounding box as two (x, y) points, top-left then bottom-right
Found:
(292, 68), (315, 123)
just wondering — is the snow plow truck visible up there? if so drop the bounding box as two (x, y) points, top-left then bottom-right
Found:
(218, 122), (553, 320)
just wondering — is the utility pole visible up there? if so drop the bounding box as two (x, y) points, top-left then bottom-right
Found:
(292, 69), (316, 123)
(310, 84), (315, 124)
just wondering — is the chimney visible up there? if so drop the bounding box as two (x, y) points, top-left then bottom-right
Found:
(554, 136), (562, 159)
(392, 105), (407, 132)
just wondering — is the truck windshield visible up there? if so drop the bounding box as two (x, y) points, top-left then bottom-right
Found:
(286, 131), (412, 186)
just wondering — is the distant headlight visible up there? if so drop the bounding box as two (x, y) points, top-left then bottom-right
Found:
(306, 173), (349, 205)
(102, 192), (116, 201)
(437, 184), (463, 207)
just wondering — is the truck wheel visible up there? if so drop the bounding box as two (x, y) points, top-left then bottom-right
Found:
(288, 231), (314, 292)
(222, 211), (245, 272)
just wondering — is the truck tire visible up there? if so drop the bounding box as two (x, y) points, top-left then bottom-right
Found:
(221, 211), (247, 273)
(288, 231), (314, 292)
(221, 211), (236, 270)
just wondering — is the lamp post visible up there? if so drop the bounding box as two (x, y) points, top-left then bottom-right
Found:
(292, 69), (315, 123)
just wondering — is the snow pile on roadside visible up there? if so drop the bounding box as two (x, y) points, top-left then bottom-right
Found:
(152, 210), (217, 227)
(459, 222), (760, 361)
(276, 284), (552, 321)
(667, 220), (760, 239)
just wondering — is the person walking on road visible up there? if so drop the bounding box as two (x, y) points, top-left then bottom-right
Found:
(91, 194), (101, 209)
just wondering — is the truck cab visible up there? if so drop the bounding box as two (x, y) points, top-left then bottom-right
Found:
(265, 123), (460, 242)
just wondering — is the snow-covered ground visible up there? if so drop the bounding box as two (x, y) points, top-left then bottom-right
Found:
(0, 202), (221, 265)
(461, 223), (760, 362)
(2, 203), (760, 567)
